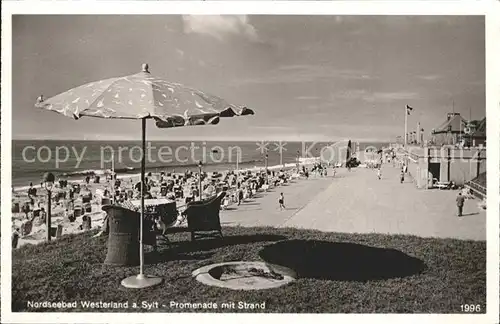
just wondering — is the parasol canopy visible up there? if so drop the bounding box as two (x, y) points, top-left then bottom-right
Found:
(35, 63), (254, 126)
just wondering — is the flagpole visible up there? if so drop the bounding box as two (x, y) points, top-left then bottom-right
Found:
(459, 116), (462, 146)
(404, 105), (408, 147)
(417, 122), (420, 145)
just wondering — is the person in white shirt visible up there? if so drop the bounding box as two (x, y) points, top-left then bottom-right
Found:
(278, 193), (285, 210)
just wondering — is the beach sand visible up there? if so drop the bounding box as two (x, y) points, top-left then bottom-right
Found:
(11, 160), (320, 247)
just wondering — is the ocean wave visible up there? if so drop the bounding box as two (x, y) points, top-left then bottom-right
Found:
(47, 159), (267, 179)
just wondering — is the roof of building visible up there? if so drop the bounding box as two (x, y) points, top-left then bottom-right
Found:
(433, 113), (466, 134)
(471, 117), (486, 138)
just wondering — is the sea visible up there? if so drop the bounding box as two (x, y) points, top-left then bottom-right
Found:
(11, 140), (389, 188)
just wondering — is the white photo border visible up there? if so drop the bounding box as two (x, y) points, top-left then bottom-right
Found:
(1, 1), (499, 323)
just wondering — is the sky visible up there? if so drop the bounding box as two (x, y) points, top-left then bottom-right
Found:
(12, 15), (485, 141)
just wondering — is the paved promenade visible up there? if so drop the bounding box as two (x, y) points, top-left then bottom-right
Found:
(221, 165), (486, 241)
(220, 176), (333, 227)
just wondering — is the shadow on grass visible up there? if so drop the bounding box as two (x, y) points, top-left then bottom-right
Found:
(177, 233), (287, 253)
(145, 249), (216, 265)
(259, 239), (426, 281)
(145, 233), (288, 265)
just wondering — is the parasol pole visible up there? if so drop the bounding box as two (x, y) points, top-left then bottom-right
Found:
(121, 117), (162, 289)
(139, 117), (146, 277)
(111, 151), (115, 204)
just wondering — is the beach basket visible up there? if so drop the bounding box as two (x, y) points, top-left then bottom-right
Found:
(82, 194), (92, 204)
(82, 215), (92, 231)
(74, 207), (82, 218)
(34, 216), (45, 227)
(12, 232), (19, 249)
(21, 220), (33, 236)
(49, 225), (63, 238)
(12, 202), (20, 213)
(94, 176), (100, 184)
(102, 205), (141, 266)
(84, 203), (92, 213)
(21, 202), (31, 214)
(56, 224), (63, 238)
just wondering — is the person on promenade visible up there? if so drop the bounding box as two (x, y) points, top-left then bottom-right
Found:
(278, 192), (286, 210)
(237, 186), (244, 206)
(400, 169), (405, 183)
(456, 192), (465, 217)
(27, 182), (37, 198)
(332, 168), (336, 177)
(377, 168), (382, 180)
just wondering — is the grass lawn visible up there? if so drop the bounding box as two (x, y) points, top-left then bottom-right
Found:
(12, 226), (485, 313)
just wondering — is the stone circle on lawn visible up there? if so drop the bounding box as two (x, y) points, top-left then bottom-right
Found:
(192, 261), (296, 290)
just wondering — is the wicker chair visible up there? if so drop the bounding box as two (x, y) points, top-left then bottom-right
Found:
(183, 192), (226, 241)
(101, 205), (157, 266)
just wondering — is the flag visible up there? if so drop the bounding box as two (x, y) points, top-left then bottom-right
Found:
(406, 105), (414, 115)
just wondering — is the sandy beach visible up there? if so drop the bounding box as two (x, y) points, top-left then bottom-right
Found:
(11, 158), (321, 248)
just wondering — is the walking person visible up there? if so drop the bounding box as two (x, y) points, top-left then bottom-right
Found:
(237, 184), (244, 206)
(456, 192), (465, 217)
(377, 168), (382, 180)
(278, 192), (286, 210)
(400, 169), (405, 183)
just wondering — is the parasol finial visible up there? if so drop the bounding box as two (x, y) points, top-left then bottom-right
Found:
(142, 63), (150, 73)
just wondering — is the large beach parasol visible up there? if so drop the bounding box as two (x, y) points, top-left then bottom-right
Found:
(35, 64), (254, 288)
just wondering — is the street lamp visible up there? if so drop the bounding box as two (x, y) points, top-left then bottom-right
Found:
(235, 150), (240, 172)
(265, 153), (269, 172)
(198, 161), (203, 201)
(296, 150), (300, 172)
(43, 172), (55, 241)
